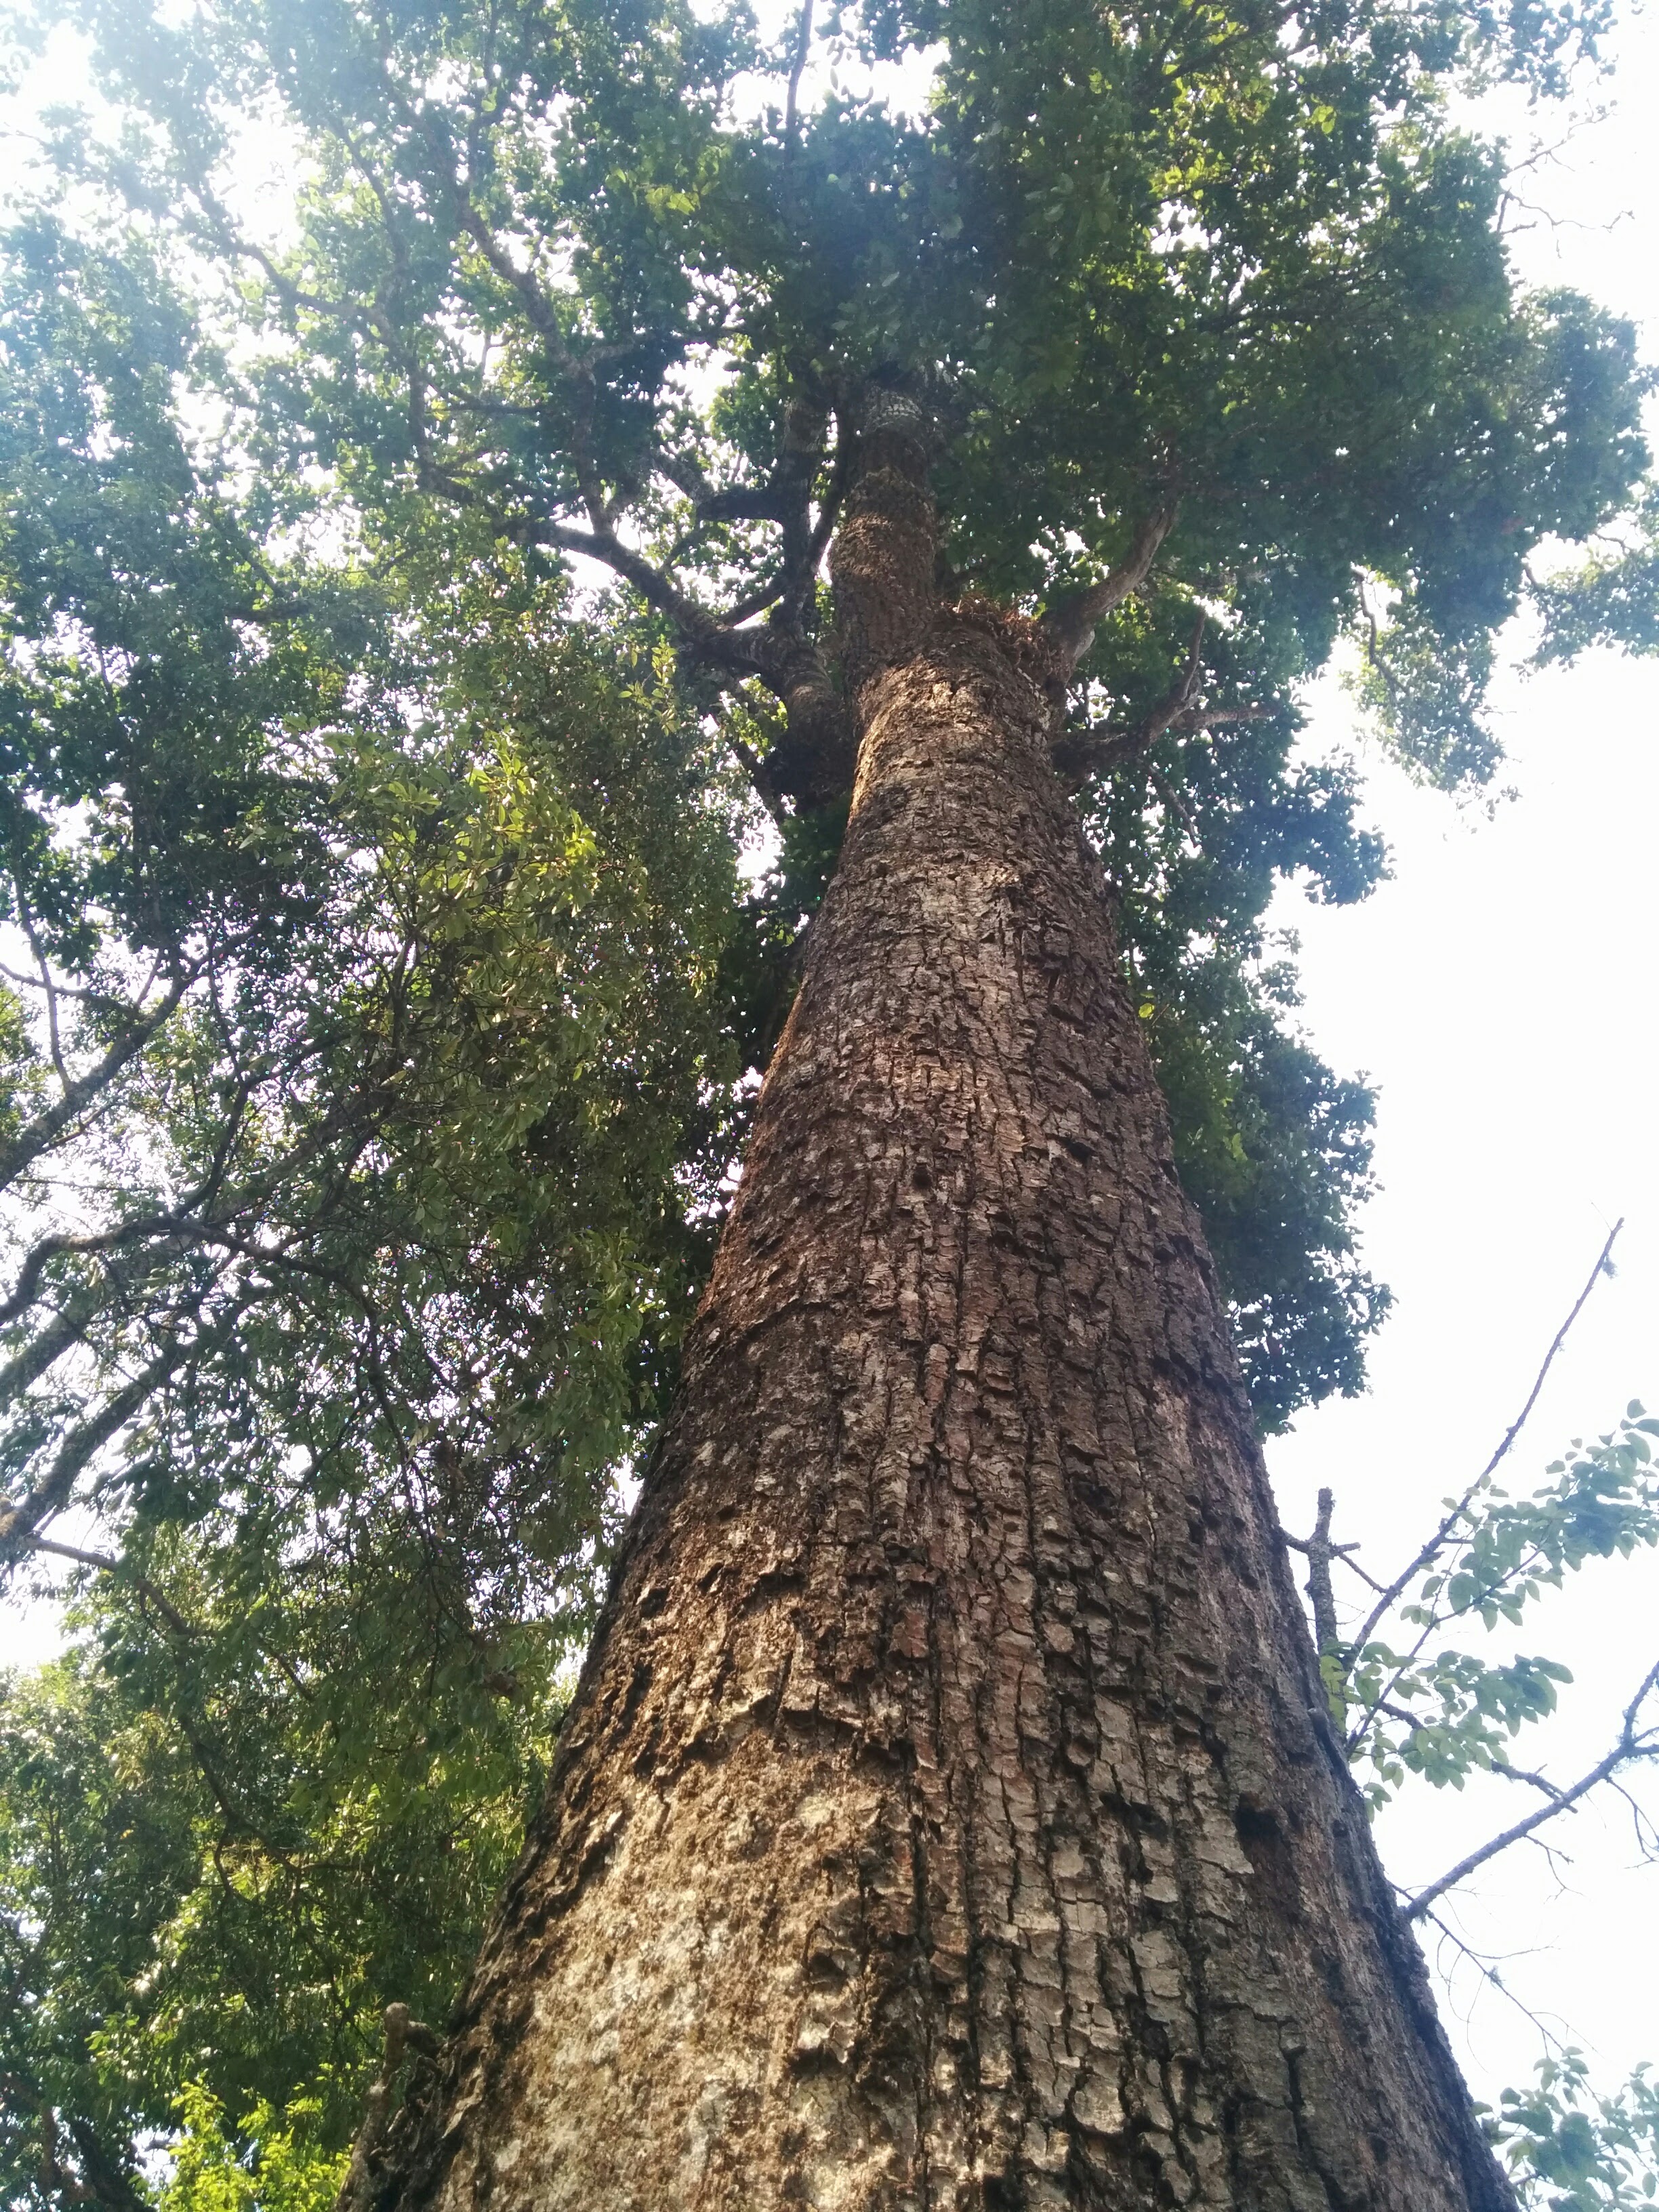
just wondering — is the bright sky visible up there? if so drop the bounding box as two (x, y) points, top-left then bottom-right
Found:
(1, 0), (1656, 2119)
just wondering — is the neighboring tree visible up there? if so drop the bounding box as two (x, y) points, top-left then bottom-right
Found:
(0, 0), (1656, 2203)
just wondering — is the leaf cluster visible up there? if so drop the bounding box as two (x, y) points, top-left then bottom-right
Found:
(0, 0), (1645, 1425)
(1486, 2052), (1659, 2211)
(1338, 1406), (1659, 1806)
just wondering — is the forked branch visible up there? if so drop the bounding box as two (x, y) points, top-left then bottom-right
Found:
(1052, 611), (1272, 787)
(1404, 1658), (1659, 1921)
(1042, 504), (1179, 671)
(1347, 1217), (1624, 1662)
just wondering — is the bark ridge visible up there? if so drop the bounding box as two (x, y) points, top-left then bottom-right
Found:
(380, 607), (1513, 2212)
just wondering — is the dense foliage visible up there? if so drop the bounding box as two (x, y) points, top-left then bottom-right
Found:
(7, 0), (1651, 1434)
(0, 0), (1655, 2200)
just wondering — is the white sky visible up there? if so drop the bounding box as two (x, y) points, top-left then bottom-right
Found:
(0, 0), (1656, 2116)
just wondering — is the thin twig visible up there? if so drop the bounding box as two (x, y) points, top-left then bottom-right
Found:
(11, 880), (68, 1092)
(1418, 1902), (1572, 2055)
(1404, 1657), (1659, 1921)
(1347, 1218), (1624, 1662)
(1330, 1549), (1389, 1595)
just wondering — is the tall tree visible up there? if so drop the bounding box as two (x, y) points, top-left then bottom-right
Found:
(3, 0), (1657, 2203)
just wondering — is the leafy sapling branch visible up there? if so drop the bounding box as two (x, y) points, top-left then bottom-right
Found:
(1279, 1236), (1659, 2209)
(1284, 1226), (1659, 1893)
(1486, 2051), (1659, 2212)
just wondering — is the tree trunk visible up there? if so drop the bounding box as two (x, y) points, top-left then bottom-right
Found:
(380, 439), (1514, 2211)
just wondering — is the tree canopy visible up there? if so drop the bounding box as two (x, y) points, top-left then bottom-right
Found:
(0, 0), (1656, 2198)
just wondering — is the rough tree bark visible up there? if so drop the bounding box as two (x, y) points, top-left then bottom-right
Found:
(376, 410), (1516, 2211)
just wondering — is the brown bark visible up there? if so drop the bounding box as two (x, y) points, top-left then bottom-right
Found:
(376, 455), (1514, 2211)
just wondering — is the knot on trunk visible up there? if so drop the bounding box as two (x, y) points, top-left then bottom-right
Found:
(335, 2004), (439, 2212)
(943, 595), (1071, 703)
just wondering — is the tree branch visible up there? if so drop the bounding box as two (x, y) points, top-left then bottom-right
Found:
(1300, 1486), (1340, 1658)
(0, 1088), (251, 1328)
(12, 880), (68, 1092)
(1404, 1656), (1659, 1921)
(1347, 1217), (1624, 1664)
(785, 0), (815, 155)
(335, 2005), (440, 2212)
(1416, 1902), (1572, 2052)
(1042, 504), (1179, 671)
(0, 974), (191, 1200)
(175, 85), (834, 777)
(0, 1300), (249, 1562)
(16, 1532), (196, 1637)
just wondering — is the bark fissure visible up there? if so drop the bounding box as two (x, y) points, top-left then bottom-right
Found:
(375, 460), (1515, 2211)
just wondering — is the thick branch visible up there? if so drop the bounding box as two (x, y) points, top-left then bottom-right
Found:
(0, 975), (190, 1199)
(1042, 504), (1178, 672)
(53, 2114), (148, 2212)
(773, 391), (830, 614)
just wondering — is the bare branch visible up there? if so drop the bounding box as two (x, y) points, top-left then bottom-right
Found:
(1302, 1486), (1340, 1658)
(1489, 1757), (1571, 1802)
(0, 960), (134, 1011)
(1404, 1656), (1659, 1921)
(1418, 1902), (1572, 2053)
(1347, 1217), (1624, 1663)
